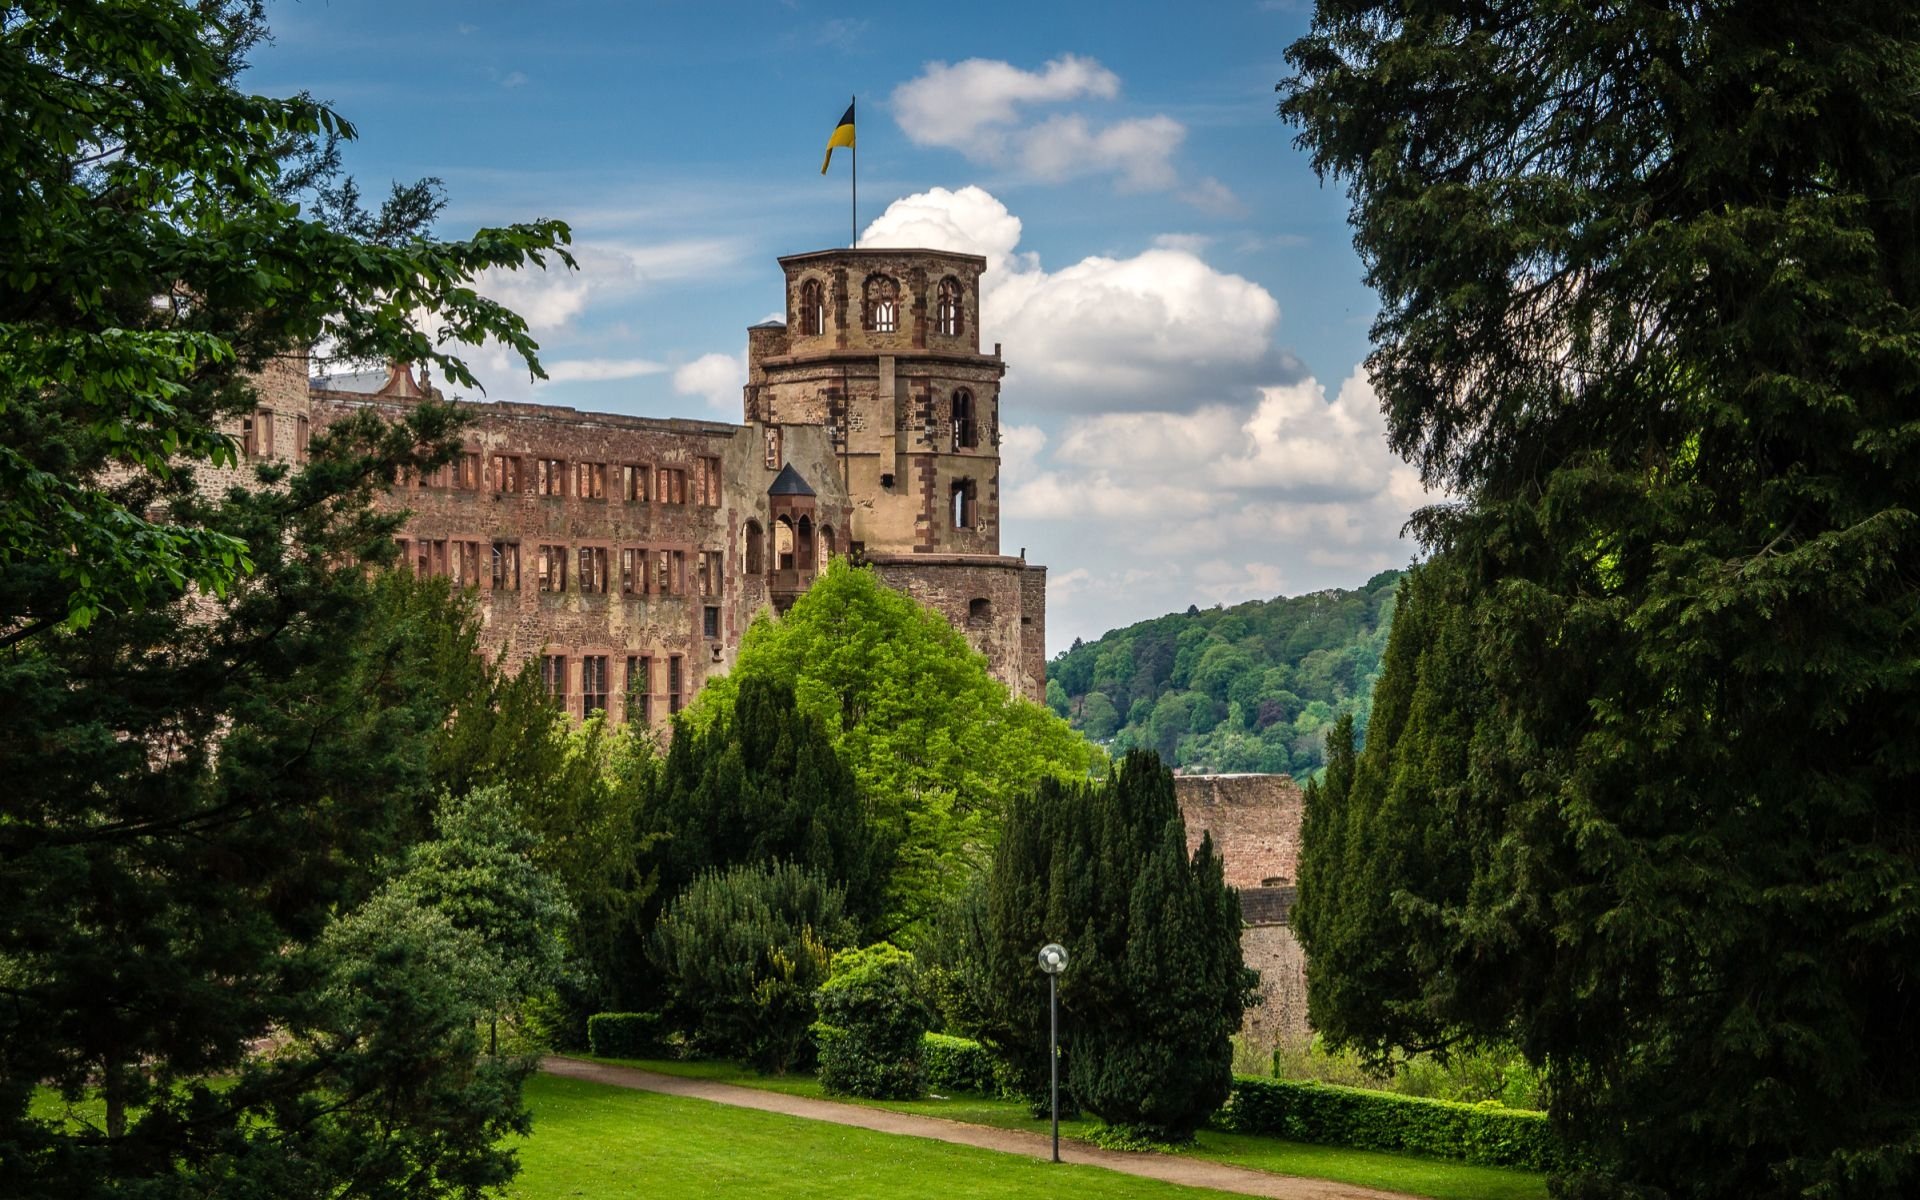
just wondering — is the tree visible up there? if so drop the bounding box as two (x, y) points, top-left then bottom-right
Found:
(967, 751), (1252, 1143)
(0, 2), (571, 1194)
(683, 559), (1101, 938)
(813, 943), (933, 1100)
(0, 0), (570, 637)
(1282, 5), (1920, 1197)
(649, 862), (854, 1073)
(651, 676), (888, 930)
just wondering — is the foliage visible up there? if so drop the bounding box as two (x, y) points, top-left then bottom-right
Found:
(965, 751), (1254, 1142)
(1281, 4), (1920, 1196)
(920, 1033), (1007, 1097)
(648, 862), (855, 1074)
(1270, 1035), (1548, 1114)
(1222, 1078), (1562, 1172)
(813, 943), (932, 1099)
(0, 0), (571, 635)
(1046, 571), (1401, 777)
(683, 559), (1101, 938)
(653, 676), (888, 931)
(586, 1013), (667, 1060)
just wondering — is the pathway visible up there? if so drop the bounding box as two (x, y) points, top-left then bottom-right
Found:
(541, 1056), (1419, 1200)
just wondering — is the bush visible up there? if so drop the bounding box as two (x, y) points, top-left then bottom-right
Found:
(814, 944), (931, 1099)
(650, 862), (854, 1073)
(586, 1012), (666, 1059)
(1221, 1077), (1564, 1171)
(921, 1033), (999, 1095)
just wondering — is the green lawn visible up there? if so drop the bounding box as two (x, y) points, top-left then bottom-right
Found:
(509, 1072), (1223, 1199)
(576, 1057), (1549, 1200)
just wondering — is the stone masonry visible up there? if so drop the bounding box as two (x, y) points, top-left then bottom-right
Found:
(231, 246), (1044, 732)
(1174, 774), (1311, 1050)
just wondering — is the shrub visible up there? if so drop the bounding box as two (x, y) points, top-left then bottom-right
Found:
(921, 1033), (999, 1095)
(813, 943), (931, 1099)
(650, 862), (854, 1073)
(586, 1012), (665, 1059)
(1221, 1077), (1564, 1171)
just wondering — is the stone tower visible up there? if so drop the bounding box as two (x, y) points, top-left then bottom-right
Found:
(742, 248), (1047, 700)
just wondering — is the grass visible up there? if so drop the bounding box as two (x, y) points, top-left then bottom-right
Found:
(577, 1056), (1549, 1200)
(508, 1072), (1224, 1199)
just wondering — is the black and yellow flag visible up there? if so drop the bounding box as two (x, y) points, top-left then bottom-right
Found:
(821, 101), (855, 174)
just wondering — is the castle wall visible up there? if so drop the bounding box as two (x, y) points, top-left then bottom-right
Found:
(866, 554), (1044, 702)
(1174, 774), (1311, 1050)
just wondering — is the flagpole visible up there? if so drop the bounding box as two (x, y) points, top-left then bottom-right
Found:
(850, 94), (857, 248)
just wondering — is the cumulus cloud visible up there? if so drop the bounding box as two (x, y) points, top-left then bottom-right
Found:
(862, 186), (1289, 413)
(891, 55), (1216, 202)
(673, 352), (745, 411)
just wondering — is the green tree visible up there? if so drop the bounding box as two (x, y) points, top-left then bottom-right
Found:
(649, 862), (855, 1074)
(0, 2), (570, 1194)
(813, 943), (932, 1100)
(684, 559), (1100, 937)
(968, 752), (1253, 1143)
(1282, 5), (1920, 1196)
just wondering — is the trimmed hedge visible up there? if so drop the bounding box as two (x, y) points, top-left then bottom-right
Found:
(921, 1033), (999, 1095)
(1221, 1077), (1562, 1171)
(587, 1012), (666, 1059)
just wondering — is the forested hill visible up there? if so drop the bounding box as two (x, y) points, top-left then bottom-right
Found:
(1044, 570), (1404, 778)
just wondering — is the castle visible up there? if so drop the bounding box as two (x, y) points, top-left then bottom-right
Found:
(245, 247), (1047, 725)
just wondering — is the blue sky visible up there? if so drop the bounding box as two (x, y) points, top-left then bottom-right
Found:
(252, 0), (1429, 652)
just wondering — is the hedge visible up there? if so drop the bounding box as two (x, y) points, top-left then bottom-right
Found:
(1220, 1076), (1563, 1171)
(587, 1012), (666, 1059)
(921, 1034), (1002, 1096)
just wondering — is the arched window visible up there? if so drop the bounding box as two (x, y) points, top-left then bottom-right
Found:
(797, 514), (815, 569)
(936, 276), (962, 337)
(967, 597), (991, 627)
(952, 389), (977, 450)
(744, 520), (765, 575)
(774, 516), (796, 569)
(799, 278), (826, 336)
(864, 274), (899, 333)
(950, 479), (976, 531)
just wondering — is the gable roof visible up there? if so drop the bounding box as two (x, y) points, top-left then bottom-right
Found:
(768, 463), (816, 496)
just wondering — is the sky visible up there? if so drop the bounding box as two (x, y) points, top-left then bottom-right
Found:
(249, 0), (1432, 653)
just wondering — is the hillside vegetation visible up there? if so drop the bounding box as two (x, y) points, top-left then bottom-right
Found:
(1045, 571), (1403, 778)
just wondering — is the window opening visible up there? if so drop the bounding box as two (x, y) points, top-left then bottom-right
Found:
(492, 542), (520, 590)
(626, 656), (651, 724)
(953, 389), (977, 450)
(936, 276), (962, 337)
(668, 654), (684, 714)
(800, 278), (826, 336)
(541, 654), (568, 707)
(538, 544), (567, 592)
(581, 655), (610, 717)
(536, 458), (567, 496)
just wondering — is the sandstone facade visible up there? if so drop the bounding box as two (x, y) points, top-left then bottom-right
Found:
(232, 247), (1043, 729)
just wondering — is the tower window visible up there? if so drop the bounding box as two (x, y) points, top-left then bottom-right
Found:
(953, 389), (977, 450)
(864, 274), (899, 333)
(936, 276), (963, 337)
(951, 479), (977, 531)
(800, 277), (826, 336)
(967, 598), (991, 627)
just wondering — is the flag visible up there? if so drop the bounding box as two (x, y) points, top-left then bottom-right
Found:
(821, 101), (855, 175)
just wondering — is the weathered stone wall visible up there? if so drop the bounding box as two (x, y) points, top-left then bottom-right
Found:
(866, 553), (1043, 702)
(1174, 774), (1311, 1053)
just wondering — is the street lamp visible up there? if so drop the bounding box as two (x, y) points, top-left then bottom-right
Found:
(1037, 942), (1068, 1162)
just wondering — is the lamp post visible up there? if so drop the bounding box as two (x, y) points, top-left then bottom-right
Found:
(1037, 942), (1068, 1163)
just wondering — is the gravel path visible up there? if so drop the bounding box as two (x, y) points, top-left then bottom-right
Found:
(541, 1055), (1420, 1200)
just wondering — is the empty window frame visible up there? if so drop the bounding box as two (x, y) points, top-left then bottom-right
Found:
(575, 461), (606, 500)
(698, 550), (723, 597)
(696, 456), (721, 506)
(658, 467), (687, 505)
(936, 276), (962, 337)
(952, 389), (978, 450)
(536, 457), (567, 496)
(450, 540), (485, 588)
(744, 521), (765, 575)
(537, 543), (568, 592)
(295, 415), (311, 462)
(620, 547), (646, 595)
(864, 274), (899, 333)
(625, 656), (651, 724)
(799, 277), (826, 335)
(668, 654), (684, 714)
(454, 451), (482, 490)
(703, 605), (720, 639)
(621, 463), (649, 502)
(581, 655), (610, 717)
(491, 454), (523, 493)
(541, 654), (568, 707)
(950, 479), (977, 530)
(492, 541), (520, 591)
(967, 597), (992, 627)
(577, 545), (609, 594)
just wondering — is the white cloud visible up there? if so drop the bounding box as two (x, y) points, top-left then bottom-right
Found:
(542, 357), (667, 384)
(863, 187), (1287, 413)
(499, 70), (528, 89)
(673, 352), (745, 411)
(890, 56), (1206, 200)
